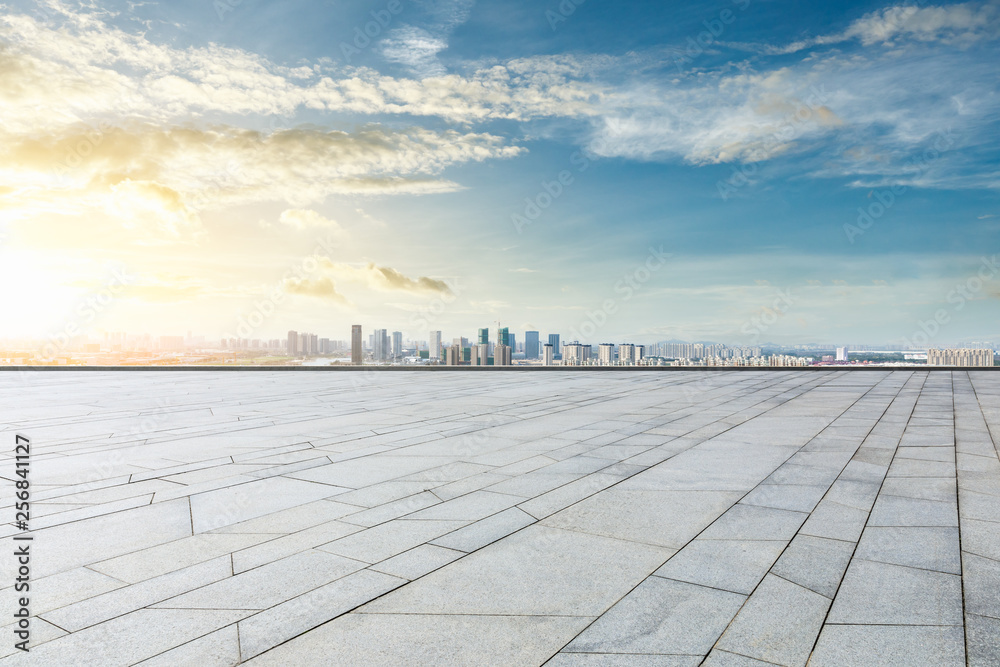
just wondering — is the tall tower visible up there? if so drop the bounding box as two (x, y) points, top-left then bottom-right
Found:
(351, 325), (362, 365)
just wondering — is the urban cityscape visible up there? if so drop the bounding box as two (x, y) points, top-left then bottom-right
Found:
(1, 325), (995, 367)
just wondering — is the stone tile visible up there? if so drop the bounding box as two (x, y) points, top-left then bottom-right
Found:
(699, 504), (807, 541)
(190, 476), (349, 533)
(828, 559), (964, 625)
(360, 525), (671, 616)
(542, 489), (742, 549)
(154, 549), (365, 610)
(739, 483), (828, 513)
(563, 577), (746, 656)
(809, 625), (965, 667)
(868, 494), (958, 527)
(715, 574), (831, 666)
(431, 507), (536, 552)
(654, 539), (786, 595)
(41, 556), (233, 632)
(855, 526), (961, 574)
(517, 473), (623, 520)
(966, 613), (1000, 667)
(245, 613), (593, 667)
(238, 569), (407, 659)
(232, 521), (362, 573)
(90, 533), (272, 583)
(770, 534), (855, 598)
(888, 458), (957, 478)
(28, 498), (195, 579)
(963, 552), (1000, 620)
(369, 544), (465, 580)
(880, 476), (957, 502)
(961, 517), (1000, 561)
(317, 519), (467, 563)
(340, 491), (441, 527)
(136, 624), (241, 667)
(406, 490), (520, 521)
(4, 609), (252, 667)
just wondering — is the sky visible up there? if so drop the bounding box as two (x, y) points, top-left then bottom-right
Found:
(1, 0), (999, 347)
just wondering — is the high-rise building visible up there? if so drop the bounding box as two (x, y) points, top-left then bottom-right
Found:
(619, 343), (638, 365)
(287, 330), (298, 356)
(391, 331), (403, 359)
(543, 344), (554, 366)
(373, 329), (388, 362)
(598, 344), (615, 366)
(446, 344), (461, 366)
(495, 344), (512, 366)
(525, 331), (540, 359)
(928, 349), (994, 367)
(548, 334), (561, 359)
(477, 328), (489, 345)
(835, 346), (849, 362)
(498, 327), (510, 347)
(563, 342), (588, 366)
(429, 331), (442, 360)
(509, 333), (516, 354)
(351, 325), (363, 364)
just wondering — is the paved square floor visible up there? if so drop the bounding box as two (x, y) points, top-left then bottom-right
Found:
(1, 370), (998, 665)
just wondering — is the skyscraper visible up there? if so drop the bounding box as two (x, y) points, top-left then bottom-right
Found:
(495, 344), (512, 366)
(373, 329), (388, 362)
(429, 331), (442, 360)
(351, 325), (362, 365)
(548, 334), (560, 359)
(525, 331), (540, 359)
(543, 344), (554, 366)
(391, 331), (403, 359)
(287, 330), (298, 356)
(498, 327), (510, 347)
(477, 328), (489, 345)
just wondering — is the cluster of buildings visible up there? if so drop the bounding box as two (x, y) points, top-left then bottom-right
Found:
(928, 349), (995, 367)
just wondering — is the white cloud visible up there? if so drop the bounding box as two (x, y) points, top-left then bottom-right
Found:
(757, 1), (1000, 54)
(0, 123), (523, 231)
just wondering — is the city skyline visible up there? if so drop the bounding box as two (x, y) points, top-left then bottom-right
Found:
(2, 1), (999, 344)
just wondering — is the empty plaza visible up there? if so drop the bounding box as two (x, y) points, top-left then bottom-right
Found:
(1, 369), (998, 665)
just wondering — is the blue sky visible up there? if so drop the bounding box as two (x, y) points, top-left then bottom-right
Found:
(1, 0), (998, 347)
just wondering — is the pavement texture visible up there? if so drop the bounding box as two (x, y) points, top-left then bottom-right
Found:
(0, 370), (998, 666)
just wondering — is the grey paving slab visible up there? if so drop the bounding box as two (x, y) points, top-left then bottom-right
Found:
(714, 574), (831, 667)
(360, 525), (671, 616)
(541, 488), (743, 548)
(770, 534), (855, 598)
(854, 526), (961, 574)
(653, 539), (786, 595)
(966, 613), (1000, 667)
(809, 624), (965, 666)
(2, 370), (996, 665)
(245, 613), (593, 667)
(828, 559), (964, 625)
(430, 507), (536, 552)
(563, 576), (746, 656)
(699, 504), (808, 541)
(368, 544), (465, 580)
